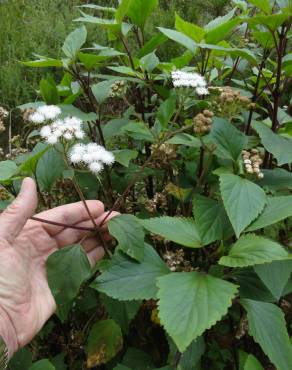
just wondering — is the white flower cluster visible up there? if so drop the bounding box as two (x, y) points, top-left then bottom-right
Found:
(40, 116), (85, 144)
(29, 105), (62, 124)
(171, 70), (209, 95)
(69, 143), (115, 174)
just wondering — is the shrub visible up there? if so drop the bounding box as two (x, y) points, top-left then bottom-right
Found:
(1, 0), (292, 369)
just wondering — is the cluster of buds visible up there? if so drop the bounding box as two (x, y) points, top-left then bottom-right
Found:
(109, 80), (127, 98)
(0, 187), (10, 201)
(209, 86), (254, 118)
(0, 107), (8, 134)
(164, 249), (194, 272)
(145, 192), (167, 213)
(5, 147), (28, 160)
(22, 108), (36, 123)
(193, 110), (214, 135)
(150, 143), (177, 166)
(242, 149), (264, 179)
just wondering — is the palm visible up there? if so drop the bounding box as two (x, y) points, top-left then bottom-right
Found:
(0, 178), (112, 351)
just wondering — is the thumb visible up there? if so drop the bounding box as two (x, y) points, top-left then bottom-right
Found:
(0, 178), (38, 243)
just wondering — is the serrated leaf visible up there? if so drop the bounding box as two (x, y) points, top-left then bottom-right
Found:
(108, 215), (145, 262)
(219, 234), (289, 268)
(259, 168), (292, 191)
(158, 27), (197, 54)
(22, 57), (63, 68)
(210, 118), (248, 161)
(62, 25), (87, 59)
(141, 217), (201, 248)
(92, 244), (169, 300)
(220, 174), (266, 237)
(241, 299), (292, 370)
(193, 195), (234, 245)
(167, 133), (201, 148)
(247, 196), (292, 231)
(86, 319), (123, 368)
(157, 272), (238, 352)
(47, 244), (91, 321)
(254, 260), (292, 300)
(253, 122), (292, 166)
(175, 13), (205, 43)
(249, 0), (271, 14)
(205, 18), (240, 44)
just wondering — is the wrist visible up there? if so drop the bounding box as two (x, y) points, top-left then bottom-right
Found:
(0, 308), (18, 360)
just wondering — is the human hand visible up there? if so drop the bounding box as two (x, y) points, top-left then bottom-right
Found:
(0, 178), (114, 358)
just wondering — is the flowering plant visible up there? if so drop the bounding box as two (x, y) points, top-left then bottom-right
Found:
(1, 1), (292, 369)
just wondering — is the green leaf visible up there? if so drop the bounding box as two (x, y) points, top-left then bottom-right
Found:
(259, 168), (292, 191)
(29, 360), (55, 370)
(220, 174), (266, 237)
(126, 0), (158, 29)
(141, 217), (201, 248)
(19, 144), (50, 175)
(210, 118), (248, 161)
(205, 18), (240, 45)
(93, 244), (169, 300)
(115, 0), (131, 23)
(241, 299), (292, 370)
(91, 80), (116, 104)
(232, 268), (275, 302)
(193, 195), (233, 245)
(86, 319), (123, 368)
(122, 121), (155, 142)
(219, 234), (289, 268)
(178, 337), (205, 370)
(253, 122), (292, 166)
(157, 272), (238, 352)
(167, 133), (201, 148)
(247, 196), (292, 231)
(246, 14), (290, 31)
(39, 78), (59, 105)
(140, 52), (160, 73)
(78, 52), (108, 70)
(62, 25), (87, 59)
(241, 352), (264, 370)
(22, 57), (63, 68)
(0, 160), (18, 181)
(157, 94), (176, 128)
(108, 215), (145, 262)
(137, 34), (168, 58)
(9, 348), (33, 370)
(254, 260), (292, 300)
(113, 149), (138, 167)
(158, 27), (197, 54)
(248, 0), (271, 14)
(36, 147), (65, 191)
(101, 295), (141, 334)
(122, 347), (154, 370)
(175, 13), (205, 43)
(47, 244), (91, 321)
(205, 8), (236, 31)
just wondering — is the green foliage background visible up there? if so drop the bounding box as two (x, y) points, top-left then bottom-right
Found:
(0, 0), (231, 107)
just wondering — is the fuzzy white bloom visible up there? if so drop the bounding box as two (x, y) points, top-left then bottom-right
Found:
(29, 112), (45, 124)
(39, 116), (85, 144)
(196, 87), (209, 96)
(38, 105), (61, 120)
(47, 135), (58, 145)
(89, 161), (104, 174)
(69, 143), (115, 175)
(171, 70), (209, 95)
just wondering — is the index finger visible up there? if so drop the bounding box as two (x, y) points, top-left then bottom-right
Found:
(35, 200), (105, 236)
